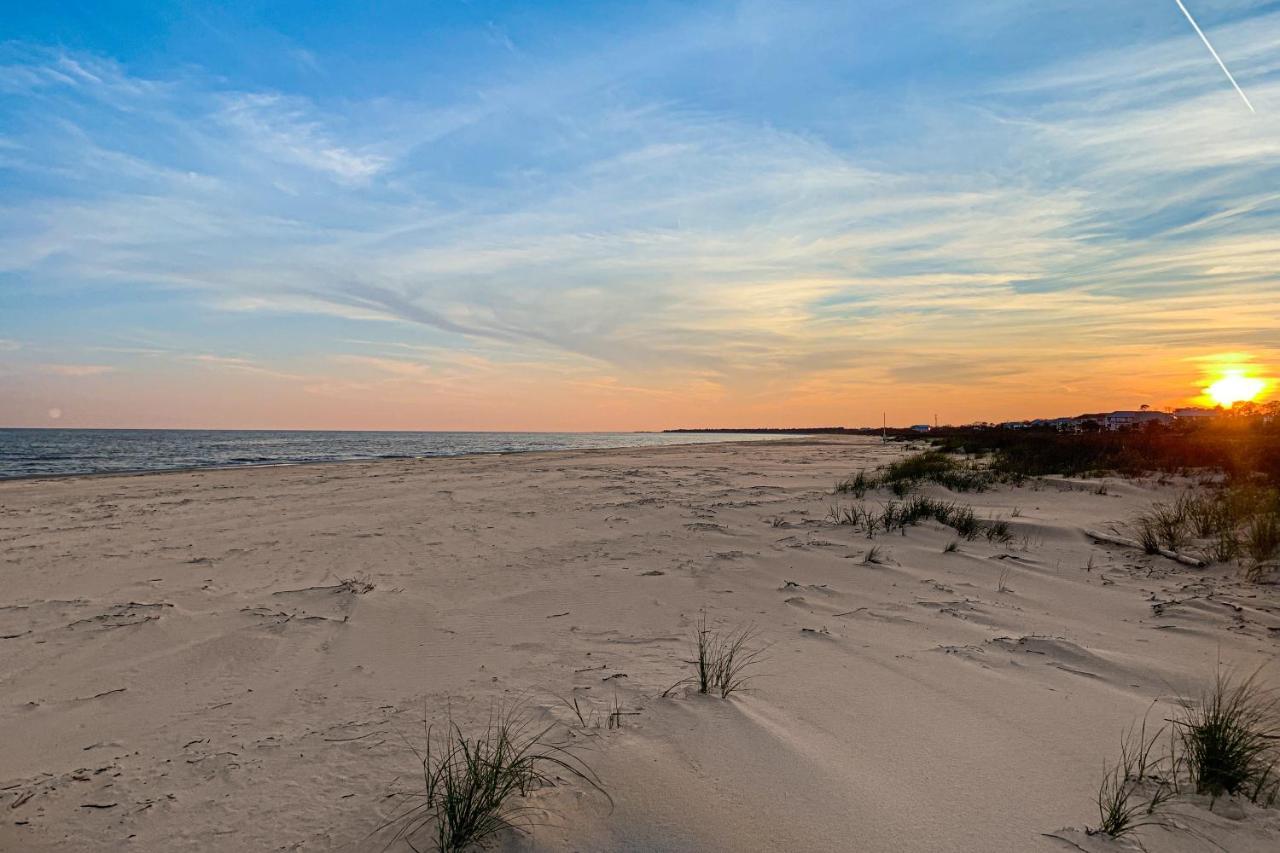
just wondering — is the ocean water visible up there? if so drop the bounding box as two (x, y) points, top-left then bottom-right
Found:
(0, 429), (776, 479)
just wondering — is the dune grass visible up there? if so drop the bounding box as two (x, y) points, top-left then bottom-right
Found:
(1087, 667), (1279, 842)
(834, 451), (1000, 501)
(1090, 716), (1175, 839)
(996, 565), (1012, 594)
(1244, 513), (1280, 571)
(1174, 666), (1280, 806)
(834, 470), (874, 498)
(665, 612), (765, 699)
(879, 450), (995, 494)
(828, 495), (1011, 547)
(1125, 484), (1279, 579)
(383, 706), (606, 852)
(984, 518), (1013, 545)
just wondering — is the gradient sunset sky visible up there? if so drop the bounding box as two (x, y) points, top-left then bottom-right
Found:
(2, 1), (1278, 430)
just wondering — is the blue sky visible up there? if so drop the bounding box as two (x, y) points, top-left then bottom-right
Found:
(1, 1), (1278, 429)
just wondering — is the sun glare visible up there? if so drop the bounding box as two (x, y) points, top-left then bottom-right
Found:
(1206, 370), (1265, 408)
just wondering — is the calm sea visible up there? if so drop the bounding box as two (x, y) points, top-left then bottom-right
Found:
(0, 429), (777, 479)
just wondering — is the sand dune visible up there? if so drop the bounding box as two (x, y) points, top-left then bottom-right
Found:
(1, 437), (1277, 851)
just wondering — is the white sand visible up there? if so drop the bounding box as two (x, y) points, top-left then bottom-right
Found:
(2, 437), (1277, 852)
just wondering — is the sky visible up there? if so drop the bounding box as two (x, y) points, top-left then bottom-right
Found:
(1, 0), (1278, 430)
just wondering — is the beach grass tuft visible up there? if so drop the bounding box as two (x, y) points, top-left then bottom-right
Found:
(339, 575), (376, 594)
(383, 705), (607, 852)
(668, 611), (766, 699)
(984, 518), (1013, 545)
(828, 495), (1016, 546)
(1174, 666), (1280, 806)
(1135, 516), (1162, 555)
(1089, 716), (1174, 839)
(996, 565), (1012, 593)
(1123, 484), (1279, 577)
(1244, 513), (1280, 577)
(834, 470), (875, 498)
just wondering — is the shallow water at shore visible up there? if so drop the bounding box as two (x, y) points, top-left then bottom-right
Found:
(0, 428), (776, 478)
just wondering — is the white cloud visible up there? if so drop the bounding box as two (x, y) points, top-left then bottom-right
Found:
(218, 92), (388, 183)
(42, 363), (115, 377)
(332, 355), (432, 377)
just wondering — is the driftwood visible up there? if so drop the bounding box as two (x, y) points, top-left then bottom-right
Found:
(1083, 528), (1206, 568)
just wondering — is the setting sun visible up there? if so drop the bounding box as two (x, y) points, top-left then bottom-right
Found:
(1206, 370), (1265, 408)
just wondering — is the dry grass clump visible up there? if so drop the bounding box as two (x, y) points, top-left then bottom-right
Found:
(338, 575), (376, 594)
(1128, 484), (1280, 579)
(383, 706), (606, 853)
(984, 518), (1013, 545)
(666, 612), (765, 699)
(1244, 513), (1280, 580)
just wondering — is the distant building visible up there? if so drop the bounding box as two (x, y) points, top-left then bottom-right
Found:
(1103, 410), (1175, 431)
(908, 424), (931, 432)
(1172, 407), (1220, 420)
(1025, 417), (1084, 431)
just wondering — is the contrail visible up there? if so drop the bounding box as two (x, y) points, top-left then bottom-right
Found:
(1174, 0), (1256, 112)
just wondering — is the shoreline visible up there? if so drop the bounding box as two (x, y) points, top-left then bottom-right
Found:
(0, 433), (808, 485)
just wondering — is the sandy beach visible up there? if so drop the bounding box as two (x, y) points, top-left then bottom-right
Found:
(2, 436), (1278, 852)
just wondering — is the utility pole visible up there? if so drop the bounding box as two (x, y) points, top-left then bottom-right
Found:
(882, 412), (886, 443)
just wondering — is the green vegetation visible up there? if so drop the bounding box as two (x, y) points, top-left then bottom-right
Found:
(827, 495), (1011, 544)
(385, 707), (606, 852)
(834, 470), (874, 498)
(833, 451), (998, 500)
(1088, 667), (1279, 842)
(880, 450), (994, 493)
(1175, 667), (1279, 805)
(927, 418), (1280, 484)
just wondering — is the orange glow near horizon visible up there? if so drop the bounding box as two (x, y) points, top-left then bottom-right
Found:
(5, 349), (1277, 431)
(1205, 370), (1266, 408)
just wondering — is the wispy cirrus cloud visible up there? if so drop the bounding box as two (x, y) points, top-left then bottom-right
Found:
(217, 93), (388, 183)
(331, 355), (432, 378)
(41, 363), (116, 377)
